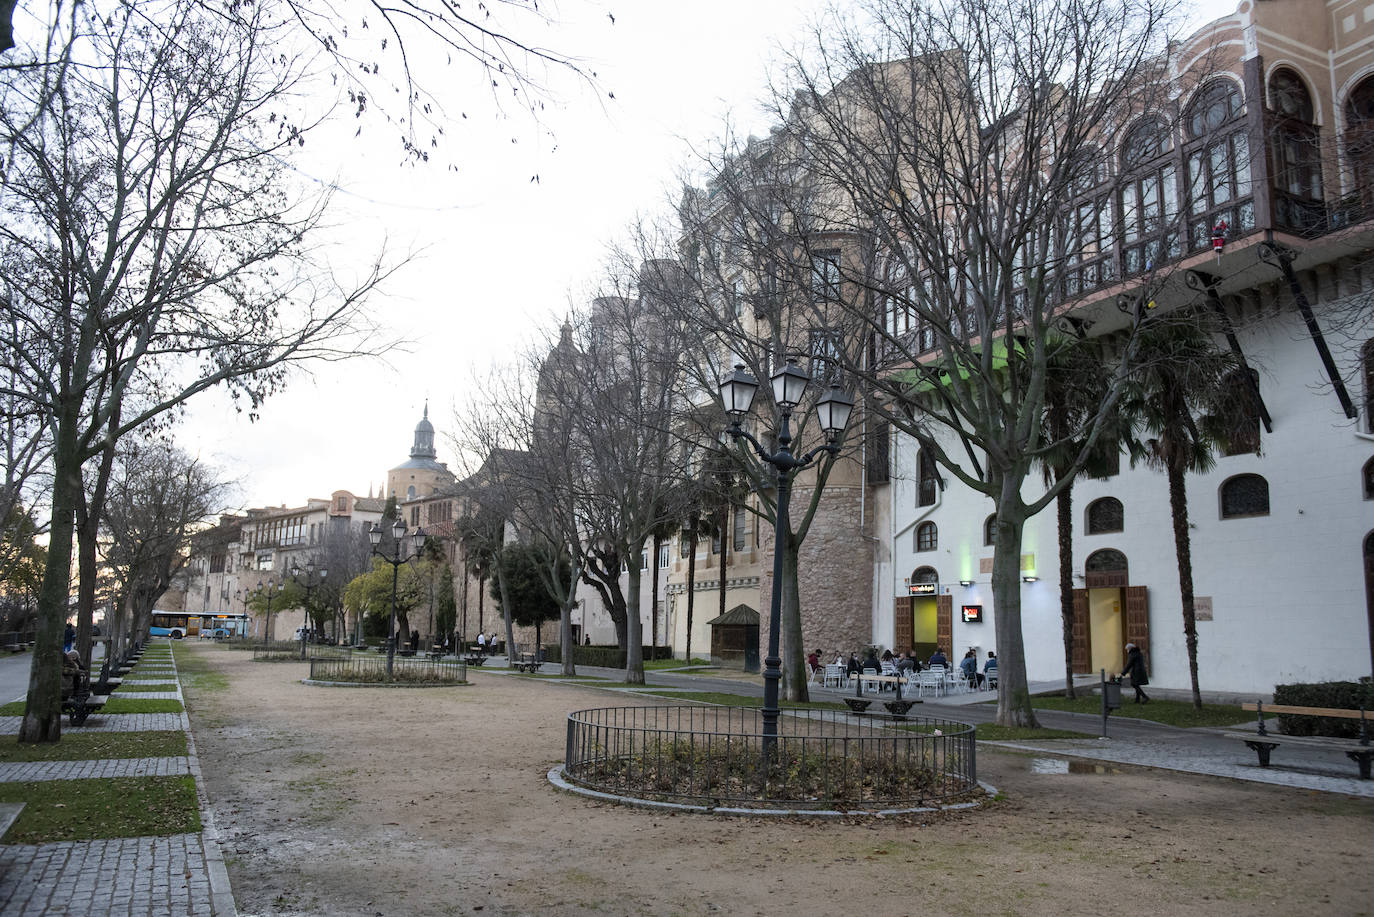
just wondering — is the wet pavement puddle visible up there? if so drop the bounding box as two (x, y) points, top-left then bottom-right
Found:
(1027, 757), (1120, 775)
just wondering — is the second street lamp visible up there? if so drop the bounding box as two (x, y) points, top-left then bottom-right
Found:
(291, 559), (328, 660)
(719, 359), (853, 752)
(369, 519), (427, 676)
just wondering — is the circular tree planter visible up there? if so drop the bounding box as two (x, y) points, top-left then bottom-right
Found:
(560, 705), (981, 815)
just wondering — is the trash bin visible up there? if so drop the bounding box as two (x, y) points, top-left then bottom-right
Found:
(1103, 678), (1122, 710)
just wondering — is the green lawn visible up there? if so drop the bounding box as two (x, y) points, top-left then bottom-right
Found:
(116, 683), (178, 692)
(0, 776), (199, 843)
(0, 731), (187, 761)
(642, 658), (711, 670)
(170, 646), (229, 694)
(1024, 694), (1247, 728)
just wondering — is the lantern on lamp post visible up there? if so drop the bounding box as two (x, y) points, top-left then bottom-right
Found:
(369, 519), (427, 676)
(718, 359), (854, 751)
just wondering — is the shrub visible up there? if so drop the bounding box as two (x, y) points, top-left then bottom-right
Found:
(1272, 680), (1374, 738)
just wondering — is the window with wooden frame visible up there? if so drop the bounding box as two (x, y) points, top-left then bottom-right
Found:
(1184, 80), (1254, 252)
(1220, 473), (1270, 518)
(915, 521), (938, 552)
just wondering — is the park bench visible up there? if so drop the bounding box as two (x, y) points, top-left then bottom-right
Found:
(1227, 701), (1373, 779)
(843, 674), (922, 719)
(60, 660), (107, 726)
(513, 653), (543, 674)
(462, 654), (486, 667)
(426, 646), (446, 661)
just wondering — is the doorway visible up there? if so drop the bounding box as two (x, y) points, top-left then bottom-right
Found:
(1073, 549), (1150, 674)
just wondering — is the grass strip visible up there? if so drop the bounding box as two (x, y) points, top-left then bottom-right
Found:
(642, 658), (712, 670)
(0, 731), (187, 761)
(641, 690), (846, 711)
(974, 724), (1094, 741)
(0, 776), (199, 843)
(115, 683), (178, 693)
(1023, 695), (1246, 728)
(171, 646), (229, 694)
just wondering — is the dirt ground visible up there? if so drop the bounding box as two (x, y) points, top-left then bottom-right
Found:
(179, 643), (1374, 917)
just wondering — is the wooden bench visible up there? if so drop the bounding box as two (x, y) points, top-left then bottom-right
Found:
(60, 664), (107, 726)
(1230, 701), (1373, 779)
(513, 654), (543, 674)
(426, 646), (446, 661)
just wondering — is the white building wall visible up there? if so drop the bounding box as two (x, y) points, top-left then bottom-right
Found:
(890, 299), (1374, 695)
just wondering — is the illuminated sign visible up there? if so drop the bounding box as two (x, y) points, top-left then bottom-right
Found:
(961, 604), (983, 623)
(909, 582), (937, 596)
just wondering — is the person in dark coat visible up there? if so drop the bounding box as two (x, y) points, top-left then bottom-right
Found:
(1122, 643), (1149, 703)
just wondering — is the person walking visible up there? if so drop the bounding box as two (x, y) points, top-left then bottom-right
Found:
(1122, 643), (1150, 703)
(476, 631), (487, 655)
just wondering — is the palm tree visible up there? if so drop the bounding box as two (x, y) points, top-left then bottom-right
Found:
(1037, 336), (1121, 699)
(1118, 313), (1246, 709)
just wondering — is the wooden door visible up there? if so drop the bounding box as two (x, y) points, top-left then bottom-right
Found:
(893, 597), (912, 651)
(936, 595), (953, 653)
(1124, 585), (1150, 669)
(1072, 588), (1090, 673)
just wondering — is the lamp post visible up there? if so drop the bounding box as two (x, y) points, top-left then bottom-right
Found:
(291, 559), (328, 660)
(369, 519), (427, 676)
(719, 359), (853, 751)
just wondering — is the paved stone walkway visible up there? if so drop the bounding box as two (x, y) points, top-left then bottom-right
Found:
(0, 757), (190, 782)
(0, 834), (217, 915)
(0, 644), (235, 915)
(0, 713), (188, 733)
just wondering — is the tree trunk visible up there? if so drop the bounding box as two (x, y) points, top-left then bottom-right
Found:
(780, 531), (808, 703)
(624, 565), (645, 685)
(992, 488), (1039, 728)
(1168, 461), (1202, 709)
(685, 531), (697, 664)
(650, 533), (661, 654)
(1056, 481), (1077, 700)
(20, 399), (84, 743)
(560, 599), (576, 677)
(495, 567), (516, 664)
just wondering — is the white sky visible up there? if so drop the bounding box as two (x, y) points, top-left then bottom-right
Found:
(181, 0), (1238, 512)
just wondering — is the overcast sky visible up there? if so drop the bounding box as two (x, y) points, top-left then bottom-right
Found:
(183, 0), (1237, 512)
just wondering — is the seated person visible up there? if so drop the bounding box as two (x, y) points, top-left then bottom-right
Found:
(896, 652), (917, 674)
(928, 647), (949, 669)
(959, 649), (984, 688)
(984, 651), (998, 678)
(806, 649), (821, 673)
(861, 648), (882, 672)
(846, 653), (862, 676)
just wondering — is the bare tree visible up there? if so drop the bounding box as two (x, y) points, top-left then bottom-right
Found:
(681, 0), (1219, 725)
(1, 0), (398, 742)
(101, 444), (228, 652)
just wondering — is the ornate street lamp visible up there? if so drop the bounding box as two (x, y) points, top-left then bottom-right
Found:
(718, 359), (853, 751)
(369, 519), (427, 676)
(291, 559), (328, 659)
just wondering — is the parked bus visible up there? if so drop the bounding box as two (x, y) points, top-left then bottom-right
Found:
(196, 613), (249, 639)
(149, 611), (196, 639)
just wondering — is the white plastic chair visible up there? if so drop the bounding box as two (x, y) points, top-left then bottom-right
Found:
(824, 663), (844, 688)
(986, 668), (999, 691)
(918, 669), (944, 697)
(861, 666), (879, 693)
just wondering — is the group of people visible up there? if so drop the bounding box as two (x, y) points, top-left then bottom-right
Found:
(474, 632), (501, 655)
(805, 645), (997, 689)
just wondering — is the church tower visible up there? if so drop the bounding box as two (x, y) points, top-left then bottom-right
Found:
(387, 404), (455, 501)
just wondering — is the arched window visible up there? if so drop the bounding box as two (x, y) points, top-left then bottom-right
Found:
(916, 521), (938, 552)
(1220, 473), (1270, 518)
(984, 514), (998, 546)
(1269, 68), (1324, 233)
(1345, 76), (1374, 207)
(1085, 549), (1129, 588)
(406, 485), (416, 500)
(911, 565), (939, 586)
(1119, 118), (1179, 276)
(1184, 80), (1252, 251)
(1086, 497), (1124, 534)
(1364, 456), (1374, 500)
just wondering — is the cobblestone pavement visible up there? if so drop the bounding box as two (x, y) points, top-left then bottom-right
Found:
(0, 757), (190, 782)
(0, 645), (236, 916)
(0, 713), (189, 733)
(0, 834), (217, 915)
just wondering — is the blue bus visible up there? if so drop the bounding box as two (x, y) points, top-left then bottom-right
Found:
(149, 611), (194, 638)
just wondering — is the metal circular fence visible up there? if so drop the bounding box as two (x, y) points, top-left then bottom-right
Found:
(307, 655), (467, 684)
(564, 705), (977, 811)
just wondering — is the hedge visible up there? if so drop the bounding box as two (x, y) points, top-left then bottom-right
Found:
(541, 644), (674, 668)
(1272, 680), (1374, 738)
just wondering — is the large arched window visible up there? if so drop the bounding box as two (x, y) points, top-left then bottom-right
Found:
(1220, 473), (1270, 518)
(916, 521), (938, 552)
(1119, 118), (1179, 276)
(1269, 68), (1324, 233)
(1085, 548), (1129, 588)
(1345, 76), (1374, 208)
(1184, 80), (1253, 252)
(1086, 497), (1124, 534)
